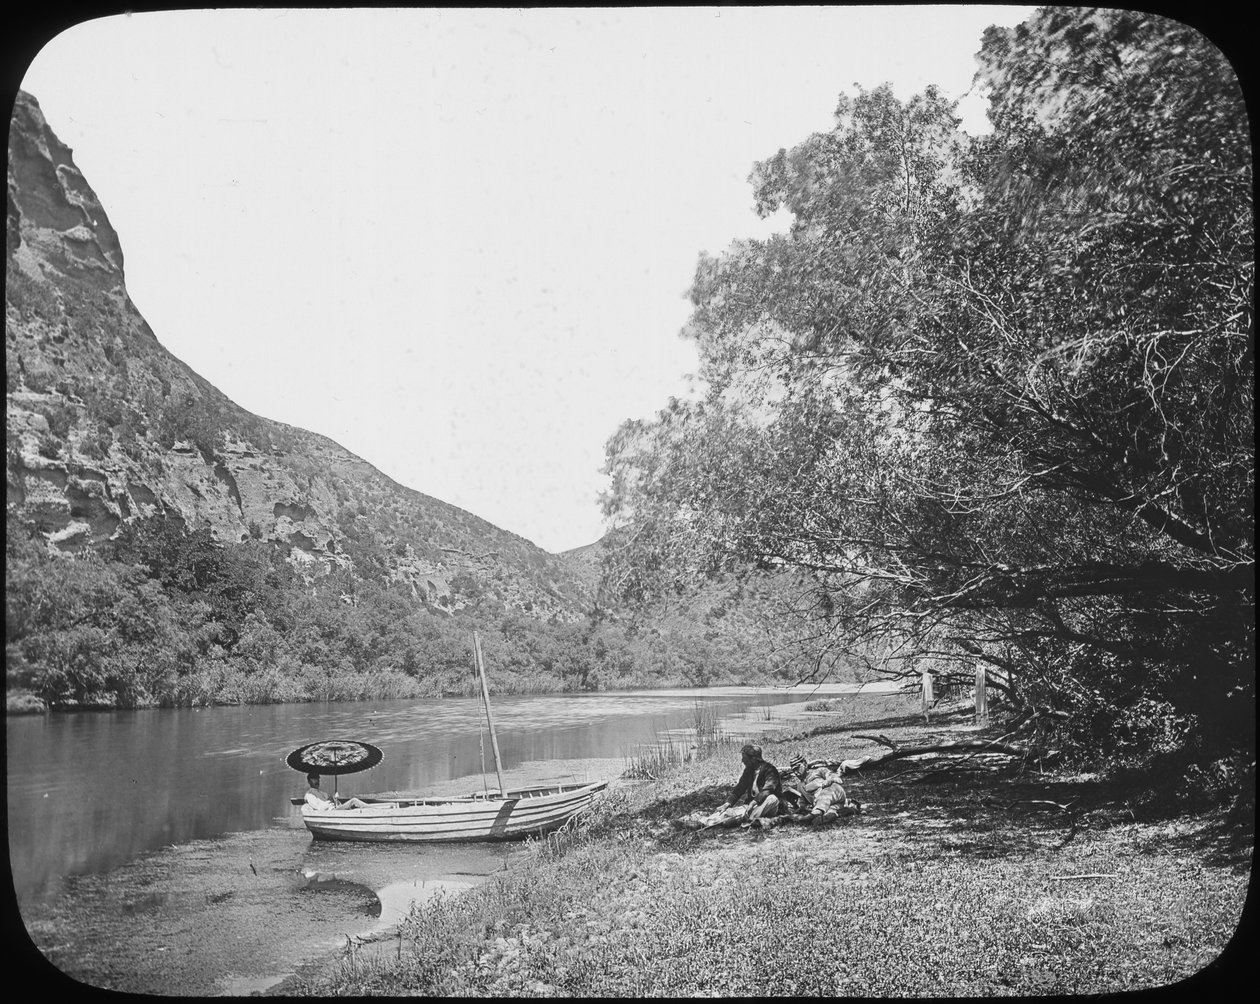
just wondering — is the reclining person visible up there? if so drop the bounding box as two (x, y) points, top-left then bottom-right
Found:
(786, 754), (862, 823)
(780, 753), (814, 816)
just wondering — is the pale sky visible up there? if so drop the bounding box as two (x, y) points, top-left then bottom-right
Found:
(18, 7), (1033, 553)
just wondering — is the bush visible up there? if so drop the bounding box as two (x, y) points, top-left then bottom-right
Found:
(36, 434), (61, 460)
(1172, 754), (1255, 813)
(163, 668), (221, 708)
(78, 428), (110, 461)
(24, 367), (55, 394)
(6, 693), (48, 714)
(33, 399), (76, 441)
(6, 269), (61, 321)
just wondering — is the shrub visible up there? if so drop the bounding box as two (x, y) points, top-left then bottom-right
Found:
(6, 693), (48, 714)
(1172, 754), (1255, 812)
(6, 269), (61, 320)
(78, 429), (109, 461)
(33, 399), (76, 441)
(24, 367), (55, 394)
(36, 434), (60, 460)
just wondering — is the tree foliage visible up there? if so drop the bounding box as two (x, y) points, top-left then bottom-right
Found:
(5, 503), (793, 708)
(601, 9), (1253, 761)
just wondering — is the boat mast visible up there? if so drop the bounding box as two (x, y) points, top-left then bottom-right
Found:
(472, 631), (507, 797)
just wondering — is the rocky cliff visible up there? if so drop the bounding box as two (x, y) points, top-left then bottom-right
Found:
(6, 90), (595, 621)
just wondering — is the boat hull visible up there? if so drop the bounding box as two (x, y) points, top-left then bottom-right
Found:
(299, 780), (608, 843)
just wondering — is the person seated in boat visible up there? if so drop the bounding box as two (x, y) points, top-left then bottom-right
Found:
(304, 773), (370, 810)
(718, 743), (782, 825)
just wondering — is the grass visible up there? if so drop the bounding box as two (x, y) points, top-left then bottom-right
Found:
(284, 699), (1252, 997)
(799, 691), (919, 723)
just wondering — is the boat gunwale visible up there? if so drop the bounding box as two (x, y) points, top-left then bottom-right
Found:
(290, 779), (607, 810)
(298, 780), (607, 843)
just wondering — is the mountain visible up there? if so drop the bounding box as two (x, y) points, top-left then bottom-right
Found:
(6, 90), (816, 710)
(6, 90), (594, 623)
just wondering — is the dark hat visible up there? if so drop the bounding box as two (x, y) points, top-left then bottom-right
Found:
(741, 743), (763, 759)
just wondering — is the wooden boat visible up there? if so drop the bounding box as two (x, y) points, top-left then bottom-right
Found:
(294, 631), (607, 843)
(294, 779), (608, 842)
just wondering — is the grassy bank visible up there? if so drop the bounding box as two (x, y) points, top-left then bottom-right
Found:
(279, 697), (1252, 997)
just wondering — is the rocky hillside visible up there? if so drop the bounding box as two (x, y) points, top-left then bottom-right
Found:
(6, 90), (594, 622)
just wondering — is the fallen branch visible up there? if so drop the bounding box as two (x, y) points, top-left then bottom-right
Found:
(885, 761), (1003, 783)
(984, 798), (1077, 813)
(1048, 874), (1116, 881)
(840, 738), (1035, 774)
(853, 733), (898, 750)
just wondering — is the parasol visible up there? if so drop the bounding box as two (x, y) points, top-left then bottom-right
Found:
(287, 739), (383, 797)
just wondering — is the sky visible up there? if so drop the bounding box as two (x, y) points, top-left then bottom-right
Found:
(18, 6), (1033, 553)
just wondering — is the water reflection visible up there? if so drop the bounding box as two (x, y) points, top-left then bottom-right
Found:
(7, 685), (856, 902)
(372, 877), (475, 929)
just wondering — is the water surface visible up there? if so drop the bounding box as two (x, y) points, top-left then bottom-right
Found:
(7, 684), (865, 903)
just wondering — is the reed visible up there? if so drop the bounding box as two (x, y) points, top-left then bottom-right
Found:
(623, 738), (687, 779)
(690, 700), (721, 740)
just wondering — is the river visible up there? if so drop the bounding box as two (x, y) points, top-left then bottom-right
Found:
(6, 684), (878, 904)
(7, 683), (887, 994)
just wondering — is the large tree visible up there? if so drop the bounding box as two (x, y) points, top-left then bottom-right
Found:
(602, 9), (1253, 760)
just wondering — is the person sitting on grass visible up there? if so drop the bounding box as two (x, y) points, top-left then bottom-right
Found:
(785, 754), (862, 824)
(304, 773), (370, 810)
(717, 743), (783, 827)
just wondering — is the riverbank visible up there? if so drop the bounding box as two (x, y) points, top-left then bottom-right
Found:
(279, 696), (1253, 996)
(4, 679), (895, 717)
(14, 820), (523, 996)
